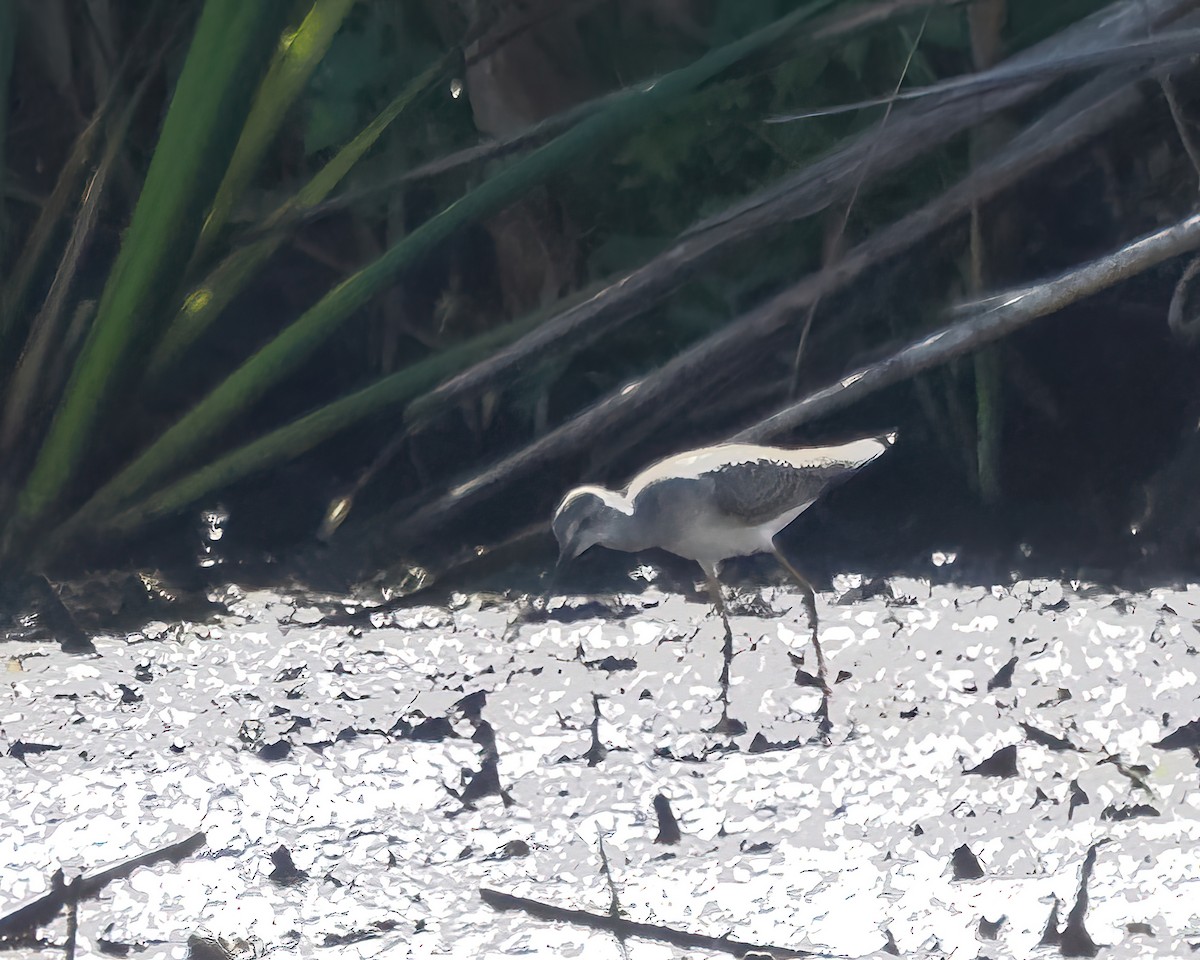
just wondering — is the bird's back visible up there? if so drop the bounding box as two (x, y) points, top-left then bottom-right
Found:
(625, 439), (889, 565)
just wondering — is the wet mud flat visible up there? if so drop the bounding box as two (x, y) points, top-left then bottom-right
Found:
(1, 578), (1199, 959)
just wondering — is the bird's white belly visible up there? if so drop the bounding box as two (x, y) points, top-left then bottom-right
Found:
(663, 519), (776, 565)
(659, 499), (815, 566)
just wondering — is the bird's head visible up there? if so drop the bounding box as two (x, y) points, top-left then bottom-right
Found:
(551, 486), (624, 566)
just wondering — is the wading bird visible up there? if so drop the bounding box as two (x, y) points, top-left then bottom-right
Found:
(553, 434), (894, 724)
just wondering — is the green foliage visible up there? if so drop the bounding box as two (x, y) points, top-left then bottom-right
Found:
(15, 0), (840, 562)
(304, 2), (444, 156)
(147, 54), (450, 382)
(198, 0), (358, 260)
(1007, 0), (1114, 49)
(13, 0), (290, 536)
(0, 0), (1125, 571)
(305, 6), (402, 155)
(0, 0), (13, 267)
(975, 344), (1004, 503)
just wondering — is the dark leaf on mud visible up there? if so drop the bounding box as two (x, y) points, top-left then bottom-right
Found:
(7, 740), (62, 762)
(268, 845), (308, 885)
(1101, 803), (1160, 821)
(952, 844), (984, 880)
(987, 656), (1018, 690)
(1020, 723), (1078, 751)
(653, 793), (682, 845)
(257, 740), (291, 761)
(1153, 718), (1200, 749)
(1068, 780), (1089, 819)
(965, 744), (1018, 778)
(408, 717), (457, 741)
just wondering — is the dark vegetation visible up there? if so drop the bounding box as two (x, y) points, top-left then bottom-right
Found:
(1, 0), (1199, 606)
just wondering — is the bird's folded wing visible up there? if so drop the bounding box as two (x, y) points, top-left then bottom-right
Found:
(710, 457), (855, 526)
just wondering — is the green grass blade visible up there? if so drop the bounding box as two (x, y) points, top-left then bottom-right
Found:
(0, 0), (15, 275)
(0, 82), (147, 459)
(194, 0), (358, 263)
(147, 54), (448, 383)
(46, 275), (608, 548)
(65, 315), (546, 545)
(974, 344), (1003, 503)
(0, 115), (102, 364)
(44, 0), (837, 552)
(0, 10), (151, 361)
(9, 0), (290, 539)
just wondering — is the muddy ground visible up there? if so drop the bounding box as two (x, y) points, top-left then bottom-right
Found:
(1, 576), (1199, 958)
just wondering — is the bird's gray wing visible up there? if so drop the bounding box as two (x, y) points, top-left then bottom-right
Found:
(709, 457), (858, 526)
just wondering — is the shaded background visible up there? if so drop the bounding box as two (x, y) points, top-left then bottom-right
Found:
(1, 0), (1198, 607)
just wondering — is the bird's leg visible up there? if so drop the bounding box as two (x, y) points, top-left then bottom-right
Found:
(702, 567), (745, 735)
(704, 571), (735, 699)
(771, 547), (830, 695)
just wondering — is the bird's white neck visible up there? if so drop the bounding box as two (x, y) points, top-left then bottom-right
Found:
(575, 486), (656, 554)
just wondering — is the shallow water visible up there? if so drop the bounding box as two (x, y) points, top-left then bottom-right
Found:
(2, 577), (1199, 958)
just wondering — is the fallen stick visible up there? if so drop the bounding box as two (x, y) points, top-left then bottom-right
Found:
(0, 831), (206, 942)
(480, 886), (817, 957)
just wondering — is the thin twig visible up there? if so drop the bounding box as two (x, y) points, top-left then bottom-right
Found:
(1155, 33), (1200, 344)
(279, 0), (948, 233)
(380, 65), (1155, 547)
(1159, 73), (1200, 185)
(479, 887), (818, 958)
(767, 28), (1200, 122)
(735, 212), (1200, 443)
(63, 878), (78, 960)
(790, 7), (932, 394)
(401, 0), (1194, 437)
(594, 828), (630, 960)
(1167, 253), (1200, 341)
(0, 59), (160, 458)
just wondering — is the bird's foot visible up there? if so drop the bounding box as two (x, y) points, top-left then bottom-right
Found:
(814, 695), (833, 740)
(706, 682), (747, 735)
(706, 709), (747, 736)
(794, 666), (830, 696)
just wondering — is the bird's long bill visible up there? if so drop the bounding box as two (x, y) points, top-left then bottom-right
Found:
(555, 537), (585, 569)
(544, 561), (561, 602)
(550, 539), (585, 602)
